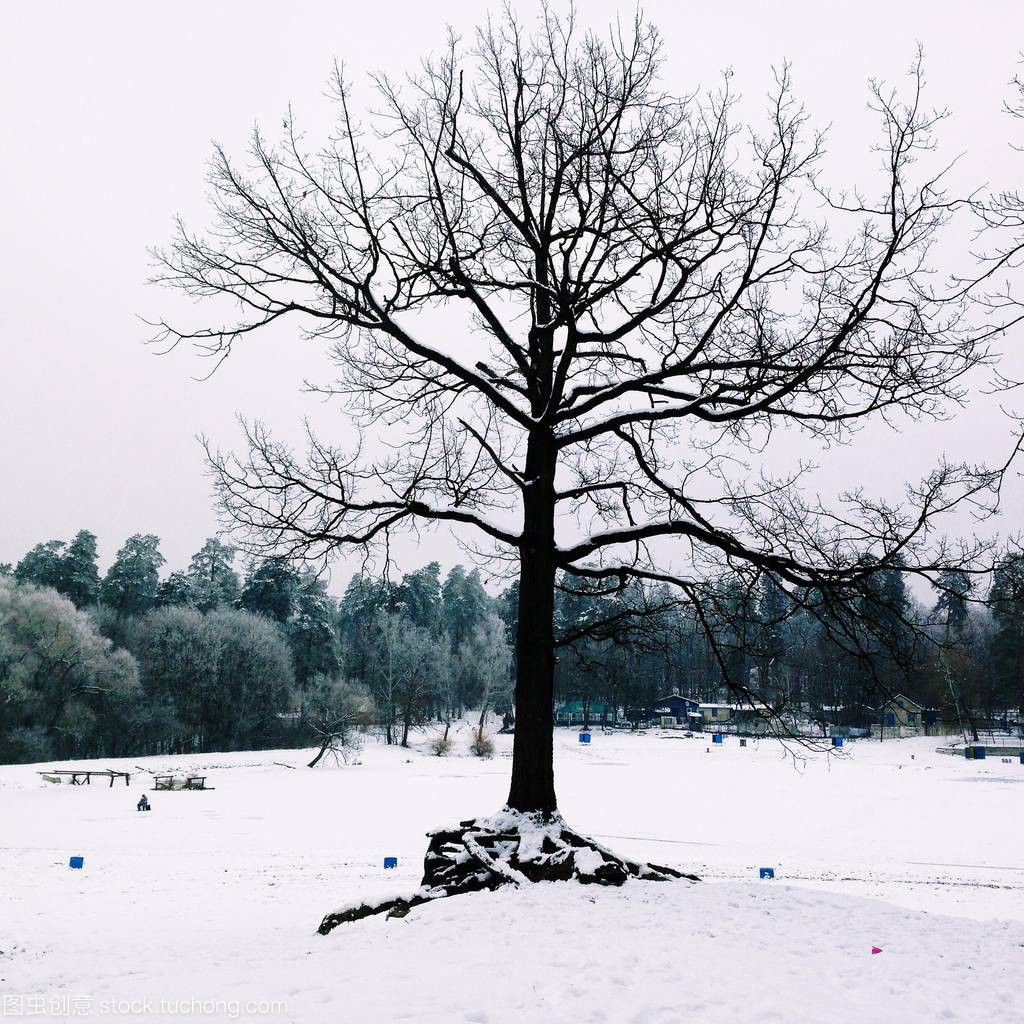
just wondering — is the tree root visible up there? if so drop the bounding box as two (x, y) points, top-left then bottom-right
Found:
(318, 809), (699, 934)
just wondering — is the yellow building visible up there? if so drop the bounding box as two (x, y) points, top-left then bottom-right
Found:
(699, 703), (736, 725)
(879, 693), (924, 737)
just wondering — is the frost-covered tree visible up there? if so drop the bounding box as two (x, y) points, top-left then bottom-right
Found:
(442, 566), (491, 654)
(205, 608), (295, 750)
(303, 675), (375, 767)
(60, 530), (101, 608)
(431, 642), (459, 745)
(15, 539), (67, 592)
(101, 534), (165, 617)
(133, 605), (217, 750)
(0, 577), (138, 761)
(394, 563), (443, 634)
(131, 604), (298, 753)
(369, 611), (442, 746)
(15, 531), (100, 609)
(186, 537), (241, 612)
(289, 572), (341, 685)
(337, 574), (393, 682)
(156, 570), (195, 608)
(457, 612), (512, 730)
(240, 558), (299, 623)
(238, 558), (341, 683)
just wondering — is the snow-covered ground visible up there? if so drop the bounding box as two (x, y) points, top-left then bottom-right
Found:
(2, 727), (1023, 1023)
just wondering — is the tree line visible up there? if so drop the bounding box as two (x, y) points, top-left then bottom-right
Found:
(2, 529), (1021, 765)
(0, 532), (511, 764)
(551, 562), (1023, 740)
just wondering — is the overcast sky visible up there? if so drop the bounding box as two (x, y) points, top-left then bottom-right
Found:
(2, 1), (1023, 591)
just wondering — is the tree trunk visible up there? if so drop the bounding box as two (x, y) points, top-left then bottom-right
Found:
(966, 709), (981, 743)
(507, 430), (557, 815)
(308, 736), (331, 768)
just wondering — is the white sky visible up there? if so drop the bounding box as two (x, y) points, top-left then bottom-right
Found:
(2, 0), (1023, 590)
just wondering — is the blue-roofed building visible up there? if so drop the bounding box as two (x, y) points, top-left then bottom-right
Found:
(651, 693), (701, 727)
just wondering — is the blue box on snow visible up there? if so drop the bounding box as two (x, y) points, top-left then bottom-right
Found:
(578, 732), (591, 744)
(759, 867), (774, 879)
(384, 857), (398, 869)
(832, 735), (844, 747)
(712, 733), (723, 745)
(69, 856), (84, 869)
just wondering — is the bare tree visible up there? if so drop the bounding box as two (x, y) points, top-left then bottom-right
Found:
(304, 674), (374, 767)
(369, 611), (440, 746)
(457, 611), (512, 732)
(154, 10), (1016, 917)
(968, 62), (1024, 351)
(431, 642), (457, 749)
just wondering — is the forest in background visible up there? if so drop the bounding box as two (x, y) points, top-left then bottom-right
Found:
(1, 527), (1021, 765)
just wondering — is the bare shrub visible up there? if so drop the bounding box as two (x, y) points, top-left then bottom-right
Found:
(470, 728), (494, 759)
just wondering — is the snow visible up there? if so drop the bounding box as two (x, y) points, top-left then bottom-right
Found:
(2, 728), (1023, 1022)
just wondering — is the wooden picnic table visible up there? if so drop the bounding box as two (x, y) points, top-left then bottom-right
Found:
(153, 775), (213, 791)
(38, 769), (131, 787)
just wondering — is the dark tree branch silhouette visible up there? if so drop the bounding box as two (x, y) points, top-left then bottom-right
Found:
(153, 10), (1017, 919)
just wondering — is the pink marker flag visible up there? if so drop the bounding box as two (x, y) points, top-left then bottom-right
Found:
(871, 946), (883, 955)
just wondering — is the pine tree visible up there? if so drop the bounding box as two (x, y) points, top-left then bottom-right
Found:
(442, 566), (490, 651)
(60, 530), (100, 607)
(157, 571), (196, 607)
(394, 563), (443, 633)
(337, 574), (392, 682)
(754, 575), (791, 702)
(240, 558), (299, 623)
(100, 534), (165, 617)
(935, 569), (972, 641)
(289, 572), (341, 685)
(989, 556), (1024, 716)
(15, 540), (66, 591)
(186, 538), (240, 612)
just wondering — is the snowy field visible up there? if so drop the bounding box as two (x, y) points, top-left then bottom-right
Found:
(2, 728), (1023, 1023)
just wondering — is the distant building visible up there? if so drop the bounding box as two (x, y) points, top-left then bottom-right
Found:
(880, 693), (924, 732)
(699, 703), (737, 726)
(700, 699), (823, 737)
(651, 693), (701, 727)
(879, 694), (952, 737)
(554, 700), (618, 726)
(814, 703), (875, 733)
(733, 705), (822, 737)
(625, 704), (656, 726)
(921, 706), (947, 735)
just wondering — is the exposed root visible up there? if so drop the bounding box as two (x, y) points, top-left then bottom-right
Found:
(318, 809), (699, 934)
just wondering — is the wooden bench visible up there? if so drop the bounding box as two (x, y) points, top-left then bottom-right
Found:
(153, 775), (213, 791)
(38, 769), (131, 787)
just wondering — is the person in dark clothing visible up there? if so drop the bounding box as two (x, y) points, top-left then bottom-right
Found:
(137, 794), (150, 811)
